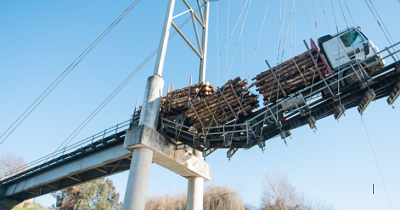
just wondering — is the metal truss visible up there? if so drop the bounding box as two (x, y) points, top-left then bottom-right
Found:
(160, 41), (400, 158)
(154, 0), (209, 83)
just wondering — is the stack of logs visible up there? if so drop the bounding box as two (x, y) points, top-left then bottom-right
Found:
(188, 77), (259, 131)
(134, 82), (215, 118)
(251, 49), (327, 105)
(160, 82), (215, 117)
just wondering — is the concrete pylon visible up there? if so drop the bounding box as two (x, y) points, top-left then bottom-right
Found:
(122, 148), (153, 210)
(186, 150), (205, 210)
(187, 176), (204, 210)
(123, 75), (164, 210)
(123, 0), (211, 209)
(122, 0), (173, 208)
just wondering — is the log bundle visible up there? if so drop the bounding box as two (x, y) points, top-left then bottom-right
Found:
(160, 82), (215, 117)
(251, 50), (327, 105)
(134, 82), (216, 118)
(188, 77), (259, 131)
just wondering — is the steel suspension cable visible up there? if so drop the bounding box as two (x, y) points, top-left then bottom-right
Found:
(276, 0), (295, 109)
(361, 115), (393, 209)
(201, 0), (250, 84)
(293, 1), (296, 55)
(343, 0), (356, 26)
(307, 0), (320, 108)
(177, 0), (252, 140)
(313, 0), (319, 41)
(0, 0), (141, 147)
(301, 0), (315, 40)
(226, 0), (253, 79)
(367, 0), (400, 59)
(56, 11), (196, 150)
(330, 0), (339, 32)
(264, 0), (285, 107)
(320, 0), (332, 34)
(364, 0), (399, 60)
(241, 0), (245, 79)
(275, 0), (290, 102)
(226, 0), (230, 83)
(290, 15), (293, 59)
(216, 1), (220, 87)
(258, 0), (289, 137)
(247, 0), (271, 80)
(338, 0), (350, 29)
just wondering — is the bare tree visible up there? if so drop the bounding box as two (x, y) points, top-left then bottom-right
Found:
(259, 172), (332, 210)
(0, 153), (26, 178)
(145, 184), (245, 210)
(203, 184), (245, 210)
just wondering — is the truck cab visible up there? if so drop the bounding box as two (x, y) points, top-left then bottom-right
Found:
(318, 26), (385, 73)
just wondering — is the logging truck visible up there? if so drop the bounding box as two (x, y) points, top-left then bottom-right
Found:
(250, 26), (386, 127)
(319, 26), (384, 73)
(160, 26), (388, 137)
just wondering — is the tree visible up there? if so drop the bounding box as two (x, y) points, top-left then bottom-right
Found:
(52, 178), (123, 210)
(145, 184), (245, 210)
(0, 153), (26, 176)
(258, 172), (332, 210)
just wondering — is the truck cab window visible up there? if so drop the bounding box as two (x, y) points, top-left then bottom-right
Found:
(340, 30), (364, 47)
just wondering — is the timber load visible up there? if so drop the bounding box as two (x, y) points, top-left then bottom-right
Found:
(134, 81), (216, 118)
(251, 49), (327, 105)
(160, 82), (215, 117)
(188, 77), (259, 131)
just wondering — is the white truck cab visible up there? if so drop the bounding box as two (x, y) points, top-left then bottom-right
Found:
(318, 26), (385, 72)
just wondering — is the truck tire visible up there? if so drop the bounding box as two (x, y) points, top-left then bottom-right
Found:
(260, 109), (284, 126)
(175, 115), (191, 128)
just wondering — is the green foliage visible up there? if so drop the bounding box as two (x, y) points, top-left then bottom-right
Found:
(0, 202), (13, 210)
(52, 178), (122, 210)
(0, 200), (44, 210)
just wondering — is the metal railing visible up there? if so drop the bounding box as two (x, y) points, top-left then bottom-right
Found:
(163, 41), (400, 146)
(0, 117), (139, 185)
(2, 42), (399, 182)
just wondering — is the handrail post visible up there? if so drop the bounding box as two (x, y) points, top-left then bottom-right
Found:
(175, 121), (178, 139)
(246, 121), (250, 146)
(103, 129), (107, 140)
(386, 47), (396, 62)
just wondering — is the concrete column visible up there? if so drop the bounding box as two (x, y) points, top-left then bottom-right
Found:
(122, 148), (153, 210)
(186, 176), (204, 210)
(138, 75), (164, 130)
(123, 74), (163, 210)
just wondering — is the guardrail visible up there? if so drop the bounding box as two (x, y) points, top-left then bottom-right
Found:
(3, 42), (399, 181)
(0, 117), (139, 185)
(160, 41), (400, 150)
(205, 41), (400, 145)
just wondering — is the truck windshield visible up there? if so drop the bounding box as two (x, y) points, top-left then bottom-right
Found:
(340, 30), (364, 47)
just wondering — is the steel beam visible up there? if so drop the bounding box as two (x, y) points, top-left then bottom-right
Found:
(153, 0), (176, 76)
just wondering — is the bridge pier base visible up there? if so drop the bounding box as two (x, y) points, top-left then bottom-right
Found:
(187, 176), (203, 210)
(122, 148), (153, 210)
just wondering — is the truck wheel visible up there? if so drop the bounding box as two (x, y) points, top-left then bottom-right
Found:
(175, 115), (190, 127)
(249, 119), (261, 135)
(260, 109), (284, 126)
(343, 68), (359, 86)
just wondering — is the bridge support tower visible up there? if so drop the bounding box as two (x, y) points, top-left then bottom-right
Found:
(123, 0), (210, 210)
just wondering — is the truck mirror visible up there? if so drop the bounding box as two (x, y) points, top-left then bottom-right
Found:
(363, 42), (370, 57)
